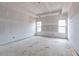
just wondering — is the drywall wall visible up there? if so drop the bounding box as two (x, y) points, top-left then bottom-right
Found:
(68, 2), (79, 54)
(36, 14), (68, 39)
(0, 5), (35, 44)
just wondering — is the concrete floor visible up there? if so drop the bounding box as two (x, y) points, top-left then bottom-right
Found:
(0, 36), (77, 56)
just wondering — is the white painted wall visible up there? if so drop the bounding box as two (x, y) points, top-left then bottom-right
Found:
(36, 14), (68, 39)
(68, 2), (79, 54)
(0, 5), (35, 44)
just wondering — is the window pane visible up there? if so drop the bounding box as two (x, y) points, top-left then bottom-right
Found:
(37, 22), (41, 26)
(37, 26), (41, 32)
(59, 20), (66, 26)
(58, 27), (65, 33)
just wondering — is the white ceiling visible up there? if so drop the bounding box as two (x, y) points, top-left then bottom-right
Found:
(0, 2), (72, 17)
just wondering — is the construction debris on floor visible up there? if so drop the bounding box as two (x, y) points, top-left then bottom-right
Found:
(0, 36), (77, 56)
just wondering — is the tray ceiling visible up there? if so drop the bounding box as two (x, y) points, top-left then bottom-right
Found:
(0, 2), (72, 17)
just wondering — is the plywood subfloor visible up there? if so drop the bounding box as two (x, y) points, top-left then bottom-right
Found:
(0, 36), (77, 56)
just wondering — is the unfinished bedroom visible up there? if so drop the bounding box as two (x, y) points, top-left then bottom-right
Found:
(0, 2), (79, 56)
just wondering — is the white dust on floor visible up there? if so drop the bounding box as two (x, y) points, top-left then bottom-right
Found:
(0, 36), (77, 56)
